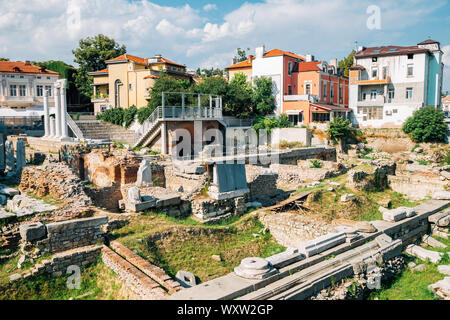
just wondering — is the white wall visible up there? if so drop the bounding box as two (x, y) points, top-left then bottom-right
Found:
(252, 55), (284, 114)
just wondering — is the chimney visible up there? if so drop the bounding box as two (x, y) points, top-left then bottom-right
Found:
(255, 46), (265, 59)
(306, 54), (314, 62)
(25, 60), (31, 66)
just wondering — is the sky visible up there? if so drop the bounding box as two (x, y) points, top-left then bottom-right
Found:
(1, 0), (449, 91)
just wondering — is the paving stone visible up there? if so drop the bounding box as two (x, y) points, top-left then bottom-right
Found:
(437, 265), (450, 276)
(406, 244), (444, 264)
(298, 232), (346, 257)
(422, 235), (447, 249)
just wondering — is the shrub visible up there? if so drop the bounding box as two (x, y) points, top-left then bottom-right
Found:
(252, 113), (291, 133)
(97, 107), (124, 126)
(310, 159), (322, 168)
(123, 105), (137, 128)
(137, 106), (154, 124)
(327, 116), (353, 144)
(402, 106), (447, 142)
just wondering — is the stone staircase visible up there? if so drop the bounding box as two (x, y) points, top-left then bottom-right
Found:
(75, 120), (137, 145)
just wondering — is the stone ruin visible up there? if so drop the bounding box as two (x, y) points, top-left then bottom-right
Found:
(0, 135), (27, 178)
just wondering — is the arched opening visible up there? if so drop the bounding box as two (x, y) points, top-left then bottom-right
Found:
(114, 79), (123, 107)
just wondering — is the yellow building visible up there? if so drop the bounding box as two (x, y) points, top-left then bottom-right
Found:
(88, 54), (191, 114)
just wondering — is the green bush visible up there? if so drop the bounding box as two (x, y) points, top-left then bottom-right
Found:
(137, 106), (154, 124)
(310, 159), (322, 168)
(123, 105), (137, 128)
(327, 116), (353, 144)
(252, 113), (291, 133)
(402, 106), (447, 142)
(97, 107), (124, 126)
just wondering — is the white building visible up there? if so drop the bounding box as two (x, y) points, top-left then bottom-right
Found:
(348, 39), (444, 128)
(0, 61), (60, 124)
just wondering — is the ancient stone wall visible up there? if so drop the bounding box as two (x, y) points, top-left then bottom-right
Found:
(85, 183), (123, 211)
(26, 216), (108, 254)
(278, 147), (336, 165)
(246, 165), (286, 206)
(164, 165), (209, 196)
(191, 196), (246, 222)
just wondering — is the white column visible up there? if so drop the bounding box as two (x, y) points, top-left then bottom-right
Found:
(43, 89), (50, 137)
(49, 117), (56, 138)
(161, 122), (167, 155)
(54, 82), (61, 138)
(60, 79), (69, 140)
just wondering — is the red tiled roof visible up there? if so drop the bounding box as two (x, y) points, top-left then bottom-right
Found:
(225, 56), (255, 70)
(143, 74), (160, 79)
(298, 61), (321, 72)
(158, 57), (185, 67)
(355, 45), (429, 58)
(88, 68), (109, 76)
(106, 54), (149, 65)
(0, 61), (60, 75)
(311, 103), (349, 112)
(264, 49), (305, 60)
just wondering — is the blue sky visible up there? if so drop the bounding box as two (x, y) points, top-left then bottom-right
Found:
(1, 0), (449, 91)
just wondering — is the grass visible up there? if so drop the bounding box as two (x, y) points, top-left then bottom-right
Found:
(369, 235), (450, 300)
(0, 259), (137, 300)
(112, 213), (285, 283)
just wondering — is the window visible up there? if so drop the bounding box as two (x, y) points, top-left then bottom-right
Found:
(288, 61), (293, 75)
(372, 57), (377, 62)
(371, 67), (377, 79)
(36, 85), (43, 97)
(312, 112), (330, 122)
(388, 88), (395, 100)
(393, 109), (398, 113)
(287, 85), (292, 95)
(323, 83), (327, 99)
(382, 66), (388, 80)
(407, 64), (414, 76)
(47, 77), (50, 80)
(362, 92), (367, 100)
(45, 86), (52, 96)
(330, 86), (334, 99)
(357, 106), (383, 120)
(288, 113), (303, 126)
(305, 83), (311, 95)
(407, 53), (414, 59)
(19, 85), (26, 96)
(339, 85), (342, 100)
(406, 87), (413, 99)
(370, 90), (377, 100)
(128, 83), (132, 91)
(10, 85), (17, 96)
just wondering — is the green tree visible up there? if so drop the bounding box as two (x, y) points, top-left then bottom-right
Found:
(252, 76), (276, 115)
(0, 58), (9, 61)
(338, 50), (356, 76)
(327, 116), (353, 144)
(234, 48), (249, 62)
(402, 106), (447, 142)
(72, 34), (126, 98)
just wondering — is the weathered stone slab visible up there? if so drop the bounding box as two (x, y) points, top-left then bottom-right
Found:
(16, 139), (26, 171)
(136, 160), (153, 187)
(432, 191), (450, 200)
(406, 244), (444, 264)
(46, 216), (108, 234)
(340, 194), (355, 202)
(422, 235), (447, 249)
(355, 221), (377, 233)
(428, 277), (450, 299)
(438, 265), (450, 276)
(128, 186), (142, 204)
(382, 207), (415, 222)
(234, 257), (278, 280)
(375, 234), (393, 247)
(5, 140), (15, 172)
(19, 222), (46, 242)
(0, 184), (20, 197)
(266, 247), (305, 269)
(298, 232), (346, 257)
(429, 209), (450, 227)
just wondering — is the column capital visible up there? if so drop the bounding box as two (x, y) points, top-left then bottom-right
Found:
(58, 78), (68, 90)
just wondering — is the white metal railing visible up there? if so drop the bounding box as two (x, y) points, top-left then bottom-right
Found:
(66, 112), (84, 139)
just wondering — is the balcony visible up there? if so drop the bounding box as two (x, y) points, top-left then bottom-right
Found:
(357, 95), (385, 107)
(91, 96), (109, 103)
(358, 77), (391, 86)
(284, 94), (319, 102)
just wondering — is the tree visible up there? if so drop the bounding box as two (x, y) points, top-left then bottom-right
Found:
(234, 48), (249, 62)
(327, 116), (353, 144)
(338, 50), (356, 76)
(72, 34), (126, 97)
(402, 106), (447, 142)
(0, 58), (9, 61)
(251, 76), (276, 115)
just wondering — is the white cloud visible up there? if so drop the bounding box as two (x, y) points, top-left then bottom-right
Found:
(203, 4), (217, 12)
(0, 0), (447, 91)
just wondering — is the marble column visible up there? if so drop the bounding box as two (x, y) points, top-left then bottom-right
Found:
(5, 140), (15, 172)
(49, 117), (56, 138)
(54, 83), (62, 139)
(59, 79), (69, 140)
(43, 89), (50, 137)
(0, 134), (5, 173)
(16, 139), (26, 172)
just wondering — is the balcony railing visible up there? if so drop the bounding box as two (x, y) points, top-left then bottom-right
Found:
(284, 94), (319, 102)
(357, 95), (385, 106)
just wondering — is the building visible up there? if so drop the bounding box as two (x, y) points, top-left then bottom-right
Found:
(0, 60), (60, 132)
(225, 47), (349, 125)
(283, 58), (349, 126)
(88, 54), (192, 114)
(442, 95), (450, 117)
(226, 46), (306, 115)
(349, 39), (444, 128)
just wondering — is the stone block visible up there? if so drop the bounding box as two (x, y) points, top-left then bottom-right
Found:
(375, 234), (393, 247)
(340, 194), (355, 202)
(438, 265), (450, 276)
(432, 191), (450, 200)
(136, 160), (153, 187)
(298, 232), (346, 257)
(19, 222), (46, 242)
(429, 210), (450, 227)
(383, 207), (408, 222)
(46, 216), (108, 234)
(266, 247), (305, 269)
(355, 221), (376, 233)
(406, 244), (444, 264)
(422, 235), (447, 249)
